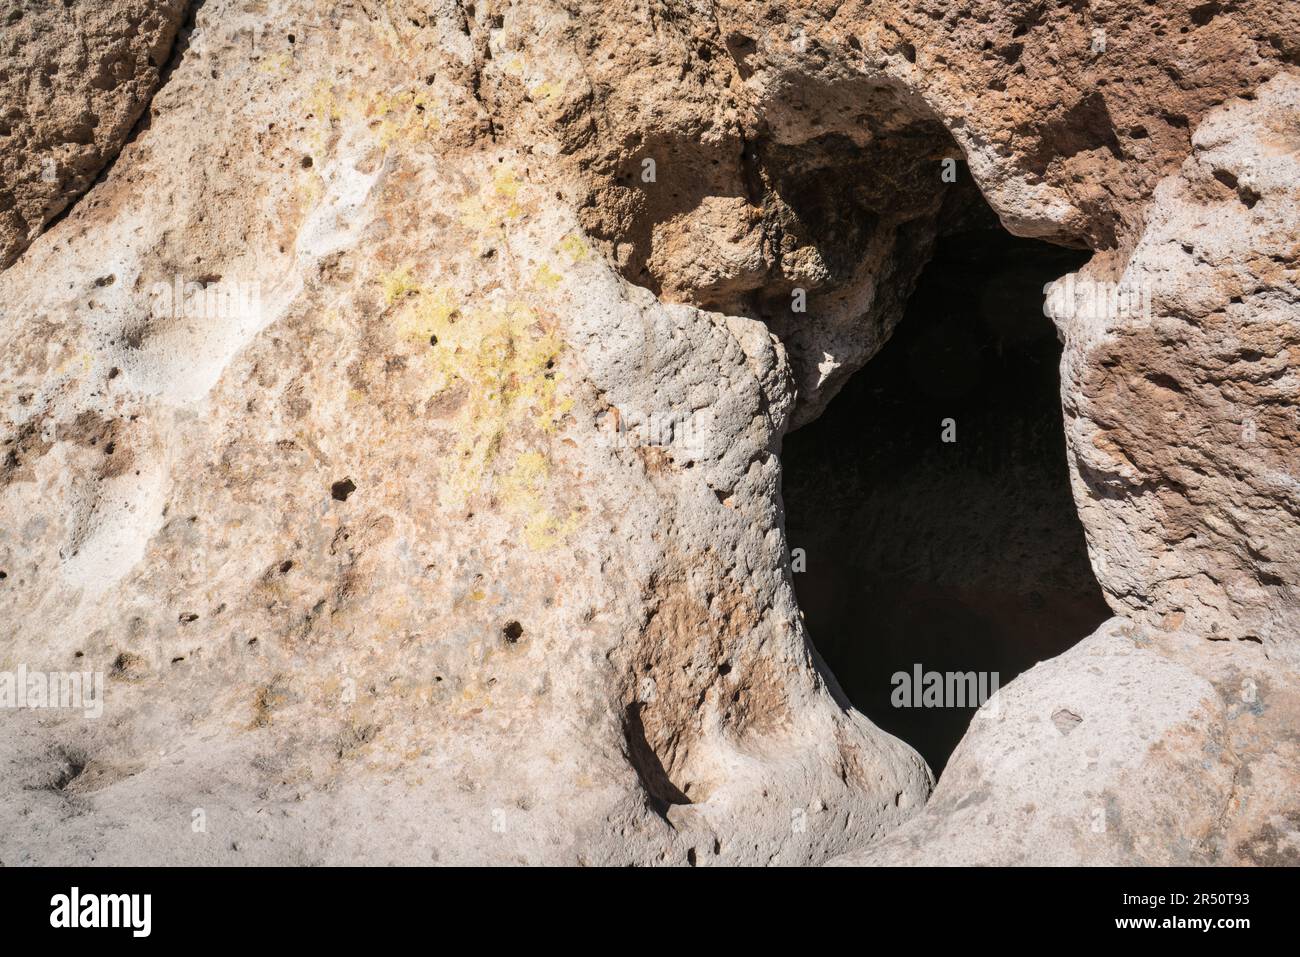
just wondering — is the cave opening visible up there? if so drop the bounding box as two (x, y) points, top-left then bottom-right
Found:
(780, 202), (1113, 776)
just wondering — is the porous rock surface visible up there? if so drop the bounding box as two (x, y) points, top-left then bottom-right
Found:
(0, 0), (188, 269)
(1057, 73), (1300, 659)
(0, 0), (1297, 865)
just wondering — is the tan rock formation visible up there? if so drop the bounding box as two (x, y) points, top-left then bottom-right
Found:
(1, 0), (1297, 865)
(1057, 73), (1300, 659)
(0, 0), (188, 268)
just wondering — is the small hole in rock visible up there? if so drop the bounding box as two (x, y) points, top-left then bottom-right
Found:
(502, 620), (524, 643)
(331, 478), (356, 501)
(48, 749), (88, 792)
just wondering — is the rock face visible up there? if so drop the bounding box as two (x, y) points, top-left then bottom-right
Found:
(1, 0), (1297, 865)
(0, 0), (188, 268)
(1056, 73), (1300, 659)
(832, 617), (1300, 866)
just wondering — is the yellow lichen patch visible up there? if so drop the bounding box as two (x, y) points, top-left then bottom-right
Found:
(499, 451), (581, 550)
(306, 81), (343, 123)
(464, 300), (572, 436)
(499, 450), (553, 521)
(379, 265), (574, 530)
(442, 299), (570, 452)
(500, 55), (525, 78)
(396, 283), (458, 342)
(367, 88), (441, 146)
(416, 295), (566, 435)
(530, 80), (562, 102)
(501, 450), (550, 497)
(295, 169), (325, 210)
(382, 266), (423, 305)
(497, 52), (561, 102)
(556, 232), (590, 264)
(459, 164), (527, 231)
(257, 52), (294, 76)
(492, 164), (521, 205)
(524, 508), (581, 550)
(532, 263), (563, 290)
(303, 83), (440, 148)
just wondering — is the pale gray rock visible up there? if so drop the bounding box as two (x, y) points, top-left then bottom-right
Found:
(831, 617), (1300, 866)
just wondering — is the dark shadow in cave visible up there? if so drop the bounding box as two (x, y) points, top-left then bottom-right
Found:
(780, 204), (1112, 777)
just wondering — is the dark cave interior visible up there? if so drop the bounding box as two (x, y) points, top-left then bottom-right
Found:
(780, 212), (1113, 776)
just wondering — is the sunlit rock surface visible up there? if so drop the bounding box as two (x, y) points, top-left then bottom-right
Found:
(1, 0), (1296, 865)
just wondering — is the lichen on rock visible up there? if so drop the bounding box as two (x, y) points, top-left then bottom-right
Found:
(0, 0), (1297, 867)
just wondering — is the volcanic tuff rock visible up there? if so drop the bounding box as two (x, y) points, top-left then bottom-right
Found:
(1056, 73), (1300, 661)
(0, 0), (1297, 865)
(832, 617), (1300, 866)
(0, 0), (188, 269)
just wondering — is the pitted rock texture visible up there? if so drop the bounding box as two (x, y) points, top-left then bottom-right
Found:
(0, 0), (1298, 866)
(0, 0), (188, 269)
(0, 0), (930, 866)
(559, 0), (1300, 422)
(1055, 73), (1300, 660)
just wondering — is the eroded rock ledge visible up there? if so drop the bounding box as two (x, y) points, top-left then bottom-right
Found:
(0, 0), (1296, 865)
